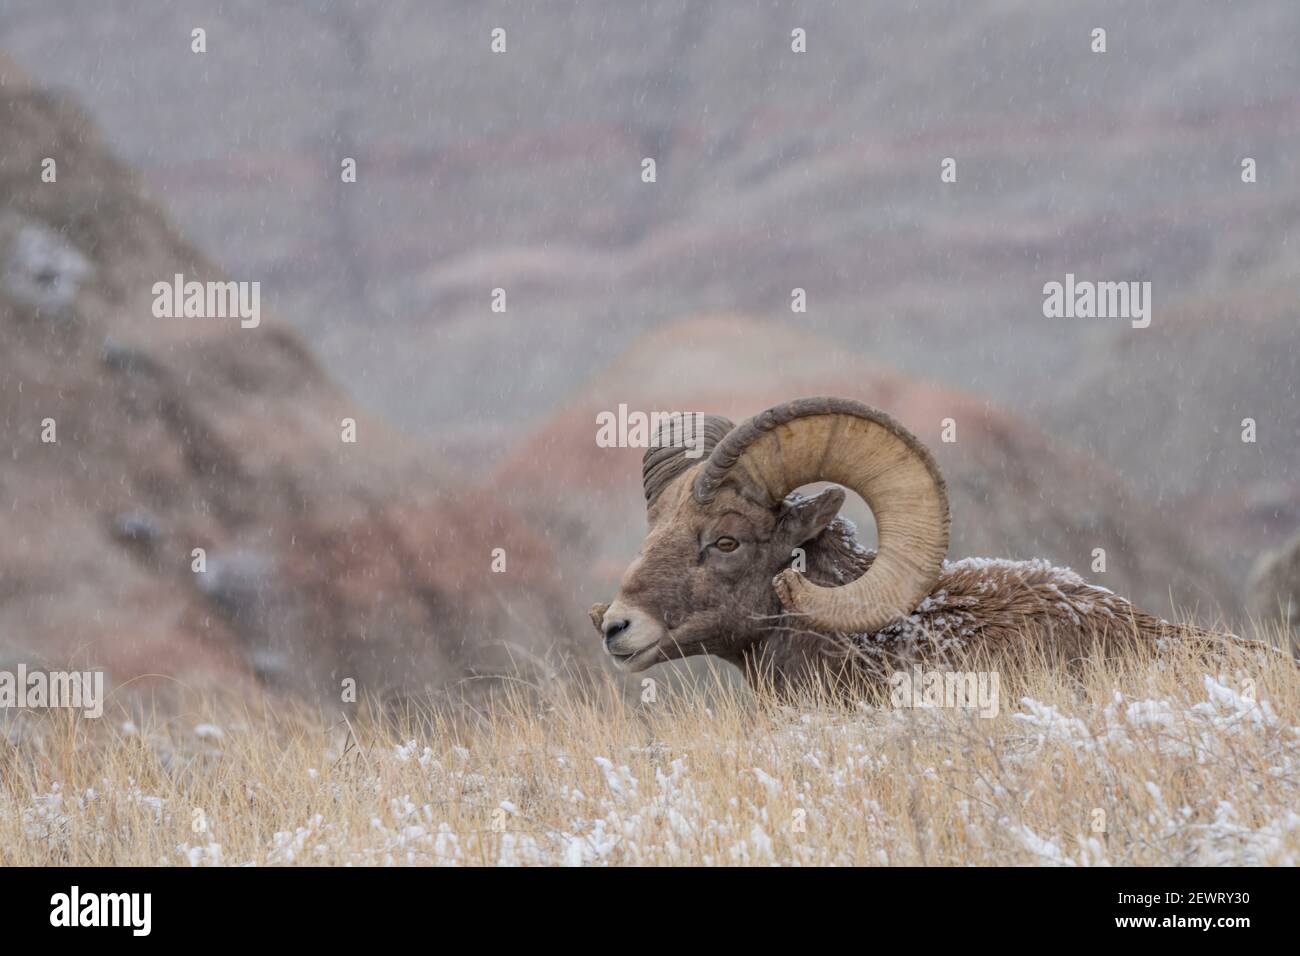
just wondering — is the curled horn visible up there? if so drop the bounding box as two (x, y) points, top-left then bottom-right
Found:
(693, 397), (949, 634)
(641, 413), (735, 510)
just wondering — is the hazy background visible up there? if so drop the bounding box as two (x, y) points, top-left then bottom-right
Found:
(1, 1), (1297, 702)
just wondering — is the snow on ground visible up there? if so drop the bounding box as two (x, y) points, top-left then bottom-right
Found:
(3, 673), (1297, 866)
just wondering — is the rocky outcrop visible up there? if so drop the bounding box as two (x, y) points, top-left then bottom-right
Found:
(0, 84), (582, 704)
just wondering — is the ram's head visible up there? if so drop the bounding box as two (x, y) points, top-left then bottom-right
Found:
(591, 398), (951, 671)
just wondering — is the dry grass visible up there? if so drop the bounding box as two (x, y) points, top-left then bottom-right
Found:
(2, 627), (1298, 866)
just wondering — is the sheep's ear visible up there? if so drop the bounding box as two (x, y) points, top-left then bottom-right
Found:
(777, 487), (846, 545)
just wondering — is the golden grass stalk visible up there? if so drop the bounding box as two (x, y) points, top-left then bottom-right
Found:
(2, 623), (1297, 866)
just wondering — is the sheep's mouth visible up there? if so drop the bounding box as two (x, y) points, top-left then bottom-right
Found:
(608, 643), (662, 671)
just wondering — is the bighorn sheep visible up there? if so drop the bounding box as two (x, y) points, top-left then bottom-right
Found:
(590, 397), (1238, 697)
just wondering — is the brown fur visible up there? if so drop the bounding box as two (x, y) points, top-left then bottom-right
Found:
(593, 465), (1246, 701)
(730, 516), (1231, 697)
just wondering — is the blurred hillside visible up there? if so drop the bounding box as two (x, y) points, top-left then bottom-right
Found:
(0, 71), (584, 702)
(1, 2), (1297, 695)
(3, 0), (1294, 589)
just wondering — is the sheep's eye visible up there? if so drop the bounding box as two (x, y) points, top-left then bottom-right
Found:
(714, 536), (739, 553)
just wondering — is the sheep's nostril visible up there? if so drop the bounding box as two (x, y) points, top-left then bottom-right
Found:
(603, 619), (631, 644)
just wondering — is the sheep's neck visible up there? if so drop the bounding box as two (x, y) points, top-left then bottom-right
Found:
(736, 518), (878, 697)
